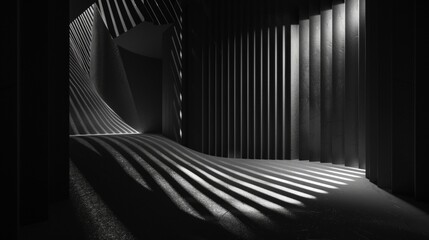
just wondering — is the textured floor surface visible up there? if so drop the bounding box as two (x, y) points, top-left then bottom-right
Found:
(67, 134), (429, 240)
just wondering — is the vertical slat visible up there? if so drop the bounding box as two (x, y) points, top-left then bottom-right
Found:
(242, 0), (249, 158)
(376, 0), (392, 189)
(285, 8), (293, 160)
(220, 0), (226, 157)
(208, 43), (212, 154)
(321, 0), (333, 163)
(228, 0), (234, 157)
(240, 0), (246, 158)
(309, 2), (321, 162)
(391, 0), (414, 195)
(344, 0), (359, 167)
(258, 1), (264, 159)
(275, 2), (283, 159)
(248, 0), (255, 159)
(253, 0), (260, 159)
(271, 3), (278, 159)
(299, 8), (310, 161)
(233, 2), (239, 158)
(358, 0), (366, 169)
(264, 6), (270, 159)
(282, 23), (286, 159)
(212, 1), (220, 156)
(201, 45), (204, 152)
(332, 0), (345, 164)
(365, 0), (378, 181)
(291, 24), (300, 160)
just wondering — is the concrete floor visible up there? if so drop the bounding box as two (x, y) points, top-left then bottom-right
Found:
(64, 134), (429, 240)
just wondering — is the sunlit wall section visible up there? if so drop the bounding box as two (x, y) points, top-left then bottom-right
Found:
(344, 0), (360, 167)
(299, 14), (310, 161)
(290, 24), (300, 160)
(309, 2), (321, 162)
(331, 0), (346, 165)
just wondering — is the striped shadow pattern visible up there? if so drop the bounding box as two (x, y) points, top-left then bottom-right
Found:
(70, 134), (365, 239)
(69, 4), (139, 135)
(96, 0), (182, 37)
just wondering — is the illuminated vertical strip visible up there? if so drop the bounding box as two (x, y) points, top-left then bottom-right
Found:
(332, 2), (345, 164)
(309, 12), (321, 162)
(291, 24), (300, 159)
(344, 0), (359, 167)
(299, 18), (310, 160)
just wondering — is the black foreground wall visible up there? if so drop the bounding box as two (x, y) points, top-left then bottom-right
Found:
(2, 0), (68, 236)
(365, 0), (424, 199)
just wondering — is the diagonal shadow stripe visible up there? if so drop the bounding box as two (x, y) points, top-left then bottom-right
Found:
(100, 135), (217, 220)
(120, 135), (290, 235)
(144, 135), (316, 201)
(71, 136), (238, 240)
(106, 136), (257, 239)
